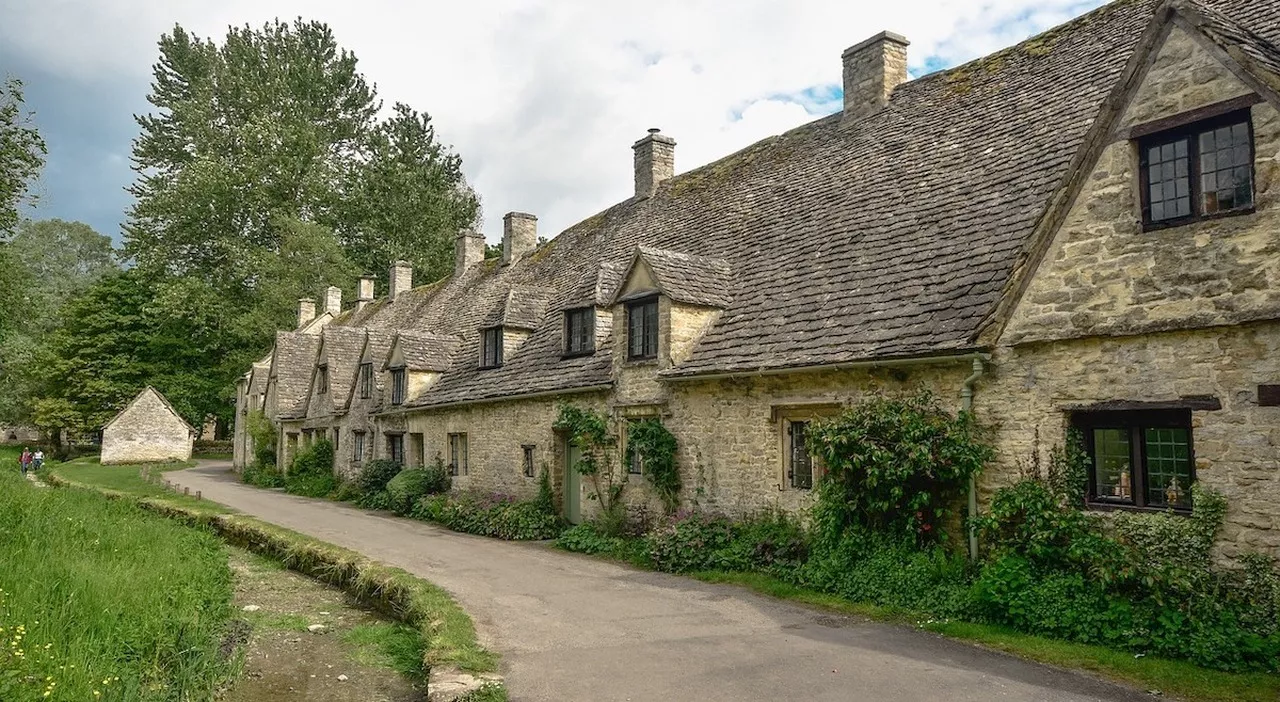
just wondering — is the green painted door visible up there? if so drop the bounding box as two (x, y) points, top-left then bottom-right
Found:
(564, 439), (583, 525)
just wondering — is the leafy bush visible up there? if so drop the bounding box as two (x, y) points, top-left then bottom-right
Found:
(646, 512), (737, 573)
(797, 528), (976, 617)
(285, 439), (337, 498)
(242, 460), (285, 488)
(331, 480), (363, 502)
(807, 391), (991, 543)
(975, 476), (1280, 671)
(414, 492), (563, 541)
(356, 489), (393, 511)
(387, 468), (435, 515)
(555, 523), (634, 556)
(246, 410), (277, 468)
(357, 459), (404, 495)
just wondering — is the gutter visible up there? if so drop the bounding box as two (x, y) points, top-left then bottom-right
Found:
(662, 351), (990, 383)
(960, 355), (986, 561)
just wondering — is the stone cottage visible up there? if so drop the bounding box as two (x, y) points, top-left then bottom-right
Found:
(102, 387), (196, 464)
(234, 0), (1280, 558)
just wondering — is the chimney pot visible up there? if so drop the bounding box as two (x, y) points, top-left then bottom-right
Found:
(323, 285), (342, 316)
(455, 229), (486, 276)
(632, 129), (676, 199)
(389, 260), (412, 300)
(296, 298), (316, 329)
(502, 212), (538, 265)
(841, 31), (909, 123)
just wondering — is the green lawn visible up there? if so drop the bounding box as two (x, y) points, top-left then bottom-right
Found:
(693, 570), (1280, 702)
(51, 459), (233, 515)
(0, 468), (236, 701)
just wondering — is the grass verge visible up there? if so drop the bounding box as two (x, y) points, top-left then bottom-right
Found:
(0, 466), (236, 701)
(46, 461), (500, 681)
(691, 570), (1280, 702)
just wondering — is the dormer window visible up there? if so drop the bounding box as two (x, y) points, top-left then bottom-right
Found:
(564, 307), (595, 357)
(390, 368), (407, 405)
(317, 365), (328, 394)
(1139, 108), (1253, 229)
(359, 363), (373, 399)
(627, 297), (659, 360)
(481, 327), (503, 369)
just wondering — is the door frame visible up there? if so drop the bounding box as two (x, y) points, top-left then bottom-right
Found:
(561, 433), (583, 525)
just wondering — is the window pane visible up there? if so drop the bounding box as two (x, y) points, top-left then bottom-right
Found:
(1198, 120), (1253, 214)
(791, 421), (813, 490)
(644, 301), (658, 357)
(1144, 427), (1192, 508)
(1093, 428), (1132, 501)
(1145, 136), (1191, 223)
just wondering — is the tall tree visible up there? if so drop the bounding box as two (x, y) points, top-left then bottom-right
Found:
(0, 219), (118, 427)
(0, 78), (46, 238)
(123, 19), (480, 426)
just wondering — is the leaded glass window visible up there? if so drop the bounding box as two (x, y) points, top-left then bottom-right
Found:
(789, 420), (813, 490)
(481, 327), (503, 369)
(1074, 409), (1194, 511)
(627, 297), (659, 360)
(564, 307), (595, 356)
(1140, 109), (1253, 228)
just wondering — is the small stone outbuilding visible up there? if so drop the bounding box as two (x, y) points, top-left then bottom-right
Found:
(101, 387), (196, 464)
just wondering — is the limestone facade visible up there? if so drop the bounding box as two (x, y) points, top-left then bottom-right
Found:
(102, 387), (195, 464)
(233, 2), (1280, 556)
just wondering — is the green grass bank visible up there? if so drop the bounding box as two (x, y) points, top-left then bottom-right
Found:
(0, 460), (236, 701)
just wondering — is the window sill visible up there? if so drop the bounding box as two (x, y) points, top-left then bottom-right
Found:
(1086, 501), (1192, 516)
(1142, 206), (1255, 232)
(625, 357), (659, 366)
(561, 350), (595, 360)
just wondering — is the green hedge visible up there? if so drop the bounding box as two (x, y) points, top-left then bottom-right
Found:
(414, 493), (563, 541)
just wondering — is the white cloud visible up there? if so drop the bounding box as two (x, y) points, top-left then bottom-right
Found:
(1, 0), (1107, 243)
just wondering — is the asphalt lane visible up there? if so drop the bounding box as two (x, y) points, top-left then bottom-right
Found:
(172, 462), (1148, 702)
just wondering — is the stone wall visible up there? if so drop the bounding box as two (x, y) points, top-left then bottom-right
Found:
(101, 390), (193, 464)
(981, 322), (1280, 558)
(402, 390), (610, 511)
(1005, 28), (1280, 345)
(668, 362), (972, 514)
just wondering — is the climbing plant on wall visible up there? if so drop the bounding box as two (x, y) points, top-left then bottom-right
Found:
(554, 403), (626, 532)
(626, 418), (680, 514)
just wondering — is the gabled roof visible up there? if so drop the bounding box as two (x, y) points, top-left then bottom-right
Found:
(272, 0), (1279, 405)
(612, 246), (733, 308)
(312, 326), (367, 411)
(1173, 0), (1280, 101)
(103, 386), (196, 435)
(385, 331), (460, 372)
(272, 332), (320, 419)
(487, 286), (554, 330)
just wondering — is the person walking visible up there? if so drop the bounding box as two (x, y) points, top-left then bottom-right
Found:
(32, 449), (44, 472)
(19, 448), (31, 476)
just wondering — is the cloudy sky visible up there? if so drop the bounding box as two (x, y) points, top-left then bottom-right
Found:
(2, 0), (1108, 247)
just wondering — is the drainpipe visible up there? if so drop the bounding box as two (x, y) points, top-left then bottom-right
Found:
(961, 355), (985, 561)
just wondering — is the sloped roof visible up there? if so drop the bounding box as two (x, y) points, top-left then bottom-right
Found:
(103, 386), (196, 434)
(488, 286), (554, 330)
(616, 246), (734, 307)
(1176, 0), (1280, 89)
(317, 326), (367, 410)
(285, 0), (1279, 406)
(247, 360), (271, 398)
(387, 331), (460, 372)
(273, 332), (320, 419)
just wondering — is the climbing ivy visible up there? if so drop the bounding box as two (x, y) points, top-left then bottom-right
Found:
(626, 418), (680, 514)
(554, 403), (626, 532)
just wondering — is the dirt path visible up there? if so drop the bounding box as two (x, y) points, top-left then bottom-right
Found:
(173, 461), (1148, 702)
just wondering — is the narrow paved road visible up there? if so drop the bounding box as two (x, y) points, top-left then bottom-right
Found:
(173, 462), (1146, 702)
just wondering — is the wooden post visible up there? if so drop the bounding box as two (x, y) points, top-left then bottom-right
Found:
(195, 490), (201, 500)
(183, 486), (189, 496)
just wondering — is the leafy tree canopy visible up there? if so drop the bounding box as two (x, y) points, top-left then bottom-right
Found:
(0, 78), (46, 238)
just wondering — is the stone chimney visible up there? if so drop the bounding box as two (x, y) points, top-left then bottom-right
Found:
(323, 285), (342, 316)
(502, 212), (538, 265)
(389, 260), (412, 300)
(356, 275), (375, 311)
(841, 31), (909, 123)
(297, 298), (316, 328)
(632, 128), (675, 199)
(455, 230), (485, 276)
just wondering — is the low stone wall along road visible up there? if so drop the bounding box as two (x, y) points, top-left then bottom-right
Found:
(172, 462), (1146, 702)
